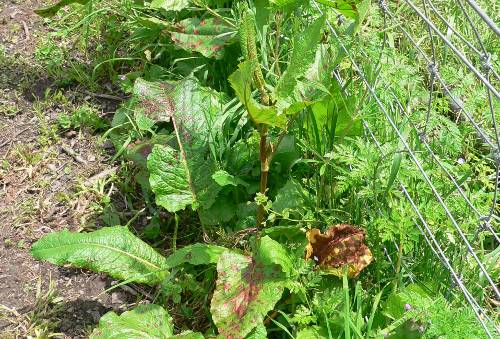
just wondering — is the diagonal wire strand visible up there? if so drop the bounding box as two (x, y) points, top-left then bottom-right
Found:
(382, 4), (495, 148)
(317, 3), (500, 299)
(403, 0), (500, 98)
(381, 1), (500, 229)
(360, 118), (498, 338)
(424, 0), (500, 83)
(315, 1), (499, 335)
(463, 0), (500, 36)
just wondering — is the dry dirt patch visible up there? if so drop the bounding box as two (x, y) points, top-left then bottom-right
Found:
(0, 1), (132, 337)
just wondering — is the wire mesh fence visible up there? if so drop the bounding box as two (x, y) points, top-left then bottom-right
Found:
(313, 0), (499, 337)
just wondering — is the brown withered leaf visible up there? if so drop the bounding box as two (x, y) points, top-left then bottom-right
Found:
(305, 224), (373, 278)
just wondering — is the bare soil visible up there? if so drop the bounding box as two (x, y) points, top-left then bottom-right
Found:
(0, 1), (131, 337)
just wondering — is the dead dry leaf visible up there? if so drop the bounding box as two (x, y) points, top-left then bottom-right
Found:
(305, 224), (373, 278)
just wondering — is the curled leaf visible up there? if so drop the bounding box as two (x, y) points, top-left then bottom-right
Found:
(305, 224), (372, 278)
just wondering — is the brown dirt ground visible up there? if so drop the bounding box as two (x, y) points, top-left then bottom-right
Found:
(0, 1), (135, 337)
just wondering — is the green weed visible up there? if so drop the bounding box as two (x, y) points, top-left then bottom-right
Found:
(26, 0), (499, 338)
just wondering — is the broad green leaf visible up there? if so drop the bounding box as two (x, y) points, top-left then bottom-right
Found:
(212, 170), (249, 187)
(386, 152), (402, 194)
(254, 0), (270, 34)
(142, 77), (222, 213)
(91, 304), (205, 339)
(246, 323), (268, 338)
(272, 179), (311, 213)
(165, 243), (227, 267)
(271, 135), (301, 173)
(90, 304), (174, 338)
(229, 61), (286, 128)
(274, 16), (325, 112)
(148, 144), (220, 212)
(170, 18), (237, 59)
(150, 0), (190, 12)
(148, 145), (193, 212)
(315, 0), (361, 19)
(298, 44), (337, 102)
(135, 113), (156, 131)
(31, 226), (169, 285)
(124, 134), (172, 170)
(35, 0), (89, 17)
(269, 0), (306, 8)
(345, 0), (370, 36)
(255, 236), (293, 277)
(198, 195), (236, 225)
(211, 250), (286, 337)
(171, 332), (204, 339)
(308, 94), (362, 152)
(138, 17), (171, 30)
(296, 327), (325, 338)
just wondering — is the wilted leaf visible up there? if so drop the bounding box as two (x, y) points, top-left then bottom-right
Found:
(305, 224), (372, 278)
(211, 237), (290, 337)
(170, 17), (237, 59)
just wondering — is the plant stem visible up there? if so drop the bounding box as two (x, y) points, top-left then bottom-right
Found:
(343, 265), (351, 339)
(256, 125), (269, 228)
(255, 118), (295, 228)
(274, 13), (282, 76)
(172, 213), (179, 252)
(393, 238), (403, 292)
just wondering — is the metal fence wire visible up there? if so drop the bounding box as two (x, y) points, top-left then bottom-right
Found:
(312, 0), (499, 337)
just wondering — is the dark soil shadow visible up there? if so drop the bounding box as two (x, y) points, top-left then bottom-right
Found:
(58, 299), (112, 337)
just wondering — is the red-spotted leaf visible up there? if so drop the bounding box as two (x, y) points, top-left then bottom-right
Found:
(141, 77), (223, 213)
(305, 224), (373, 278)
(170, 17), (237, 59)
(211, 237), (290, 338)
